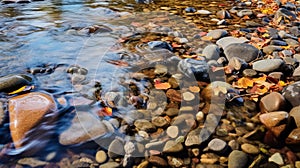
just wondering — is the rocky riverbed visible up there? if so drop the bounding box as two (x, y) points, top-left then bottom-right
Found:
(0, 0), (300, 167)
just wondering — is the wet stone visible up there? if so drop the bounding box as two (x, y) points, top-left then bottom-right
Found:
(286, 128), (300, 145)
(108, 138), (125, 158)
(59, 111), (108, 145)
(242, 69), (257, 77)
(252, 59), (283, 72)
(99, 162), (119, 168)
(165, 108), (179, 117)
(134, 119), (156, 132)
(163, 140), (183, 153)
(206, 29), (228, 40)
(224, 43), (260, 63)
(284, 38), (299, 47)
(263, 45), (283, 55)
(202, 44), (221, 60)
(270, 40), (288, 46)
(290, 106), (300, 128)
(259, 92), (286, 112)
(268, 72), (284, 81)
(95, 150), (107, 164)
(0, 74), (32, 93)
(147, 41), (173, 52)
(241, 143), (260, 155)
(197, 10), (212, 15)
(228, 150), (248, 168)
(177, 58), (209, 80)
(148, 156), (168, 167)
(17, 158), (49, 167)
(268, 153), (284, 166)
(216, 36), (248, 49)
(208, 138), (227, 152)
(166, 125), (179, 138)
(9, 92), (56, 148)
(228, 57), (247, 71)
(282, 81), (300, 107)
(151, 116), (169, 128)
(259, 111), (288, 130)
(237, 9), (253, 17)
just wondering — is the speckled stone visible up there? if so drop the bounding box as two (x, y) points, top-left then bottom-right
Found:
(282, 81), (300, 107)
(224, 43), (260, 63)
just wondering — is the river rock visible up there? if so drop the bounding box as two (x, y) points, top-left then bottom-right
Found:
(228, 150), (248, 168)
(18, 158), (49, 167)
(282, 81), (300, 107)
(224, 43), (260, 63)
(201, 81), (232, 102)
(216, 10), (231, 19)
(242, 69), (257, 77)
(134, 119), (156, 132)
(252, 59), (284, 72)
(216, 36), (249, 49)
(259, 111), (289, 130)
(165, 108), (179, 117)
(108, 138), (125, 158)
(0, 74), (32, 93)
(148, 156), (168, 167)
(290, 106), (300, 128)
(206, 29), (228, 40)
(286, 127), (300, 145)
(241, 143), (260, 155)
(151, 116), (169, 128)
(237, 9), (253, 17)
(202, 44), (221, 60)
(59, 111), (108, 145)
(268, 153), (284, 166)
(228, 57), (247, 70)
(259, 92), (286, 112)
(208, 138), (227, 152)
(262, 45), (283, 55)
(163, 140), (183, 153)
(0, 102), (4, 125)
(177, 58), (209, 80)
(147, 41), (173, 51)
(274, 8), (297, 24)
(9, 92), (56, 148)
(166, 125), (179, 138)
(293, 66), (300, 77)
(99, 162), (120, 168)
(95, 150), (107, 164)
(185, 127), (209, 147)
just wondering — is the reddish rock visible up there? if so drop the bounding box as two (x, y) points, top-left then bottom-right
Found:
(286, 128), (300, 145)
(259, 92), (286, 112)
(259, 111), (289, 129)
(9, 92), (56, 148)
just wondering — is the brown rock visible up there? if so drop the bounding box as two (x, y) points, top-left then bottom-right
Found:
(286, 128), (300, 145)
(166, 89), (181, 102)
(148, 156), (168, 167)
(241, 143), (260, 155)
(259, 92), (286, 112)
(290, 106), (300, 128)
(259, 111), (289, 129)
(9, 92), (56, 148)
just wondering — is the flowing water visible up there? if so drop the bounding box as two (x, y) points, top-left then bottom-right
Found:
(0, 0), (233, 164)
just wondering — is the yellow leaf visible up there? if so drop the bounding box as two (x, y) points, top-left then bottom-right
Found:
(237, 77), (254, 88)
(8, 86), (27, 95)
(278, 80), (286, 87)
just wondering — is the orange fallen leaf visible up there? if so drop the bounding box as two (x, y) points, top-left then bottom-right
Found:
(237, 77), (254, 88)
(98, 107), (113, 116)
(155, 82), (171, 89)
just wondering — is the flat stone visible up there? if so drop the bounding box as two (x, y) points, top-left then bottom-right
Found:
(59, 111), (108, 145)
(0, 74), (32, 93)
(163, 140), (183, 153)
(216, 36), (249, 49)
(165, 108), (179, 117)
(177, 58), (209, 80)
(270, 40), (288, 46)
(99, 162), (120, 168)
(259, 111), (289, 129)
(282, 81), (300, 107)
(286, 128), (300, 145)
(284, 38), (299, 47)
(290, 106), (300, 128)
(197, 10), (212, 15)
(259, 92), (286, 112)
(208, 138), (227, 152)
(237, 9), (253, 17)
(263, 45), (283, 55)
(185, 127), (209, 147)
(228, 150), (248, 168)
(268, 153), (284, 166)
(134, 119), (156, 132)
(108, 138), (125, 158)
(241, 143), (260, 155)
(147, 41), (173, 51)
(224, 43), (260, 63)
(268, 72), (284, 80)
(242, 69), (257, 77)
(9, 92), (56, 148)
(151, 116), (169, 128)
(202, 44), (221, 60)
(18, 158), (49, 167)
(166, 126), (179, 138)
(206, 29), (228, 40)
(252, 59), (283, 72)
(148, 156), (168, 167)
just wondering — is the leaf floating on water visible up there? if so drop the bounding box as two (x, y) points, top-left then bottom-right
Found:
(8, 85), (34, 95)
(154, 82), (171, 90)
